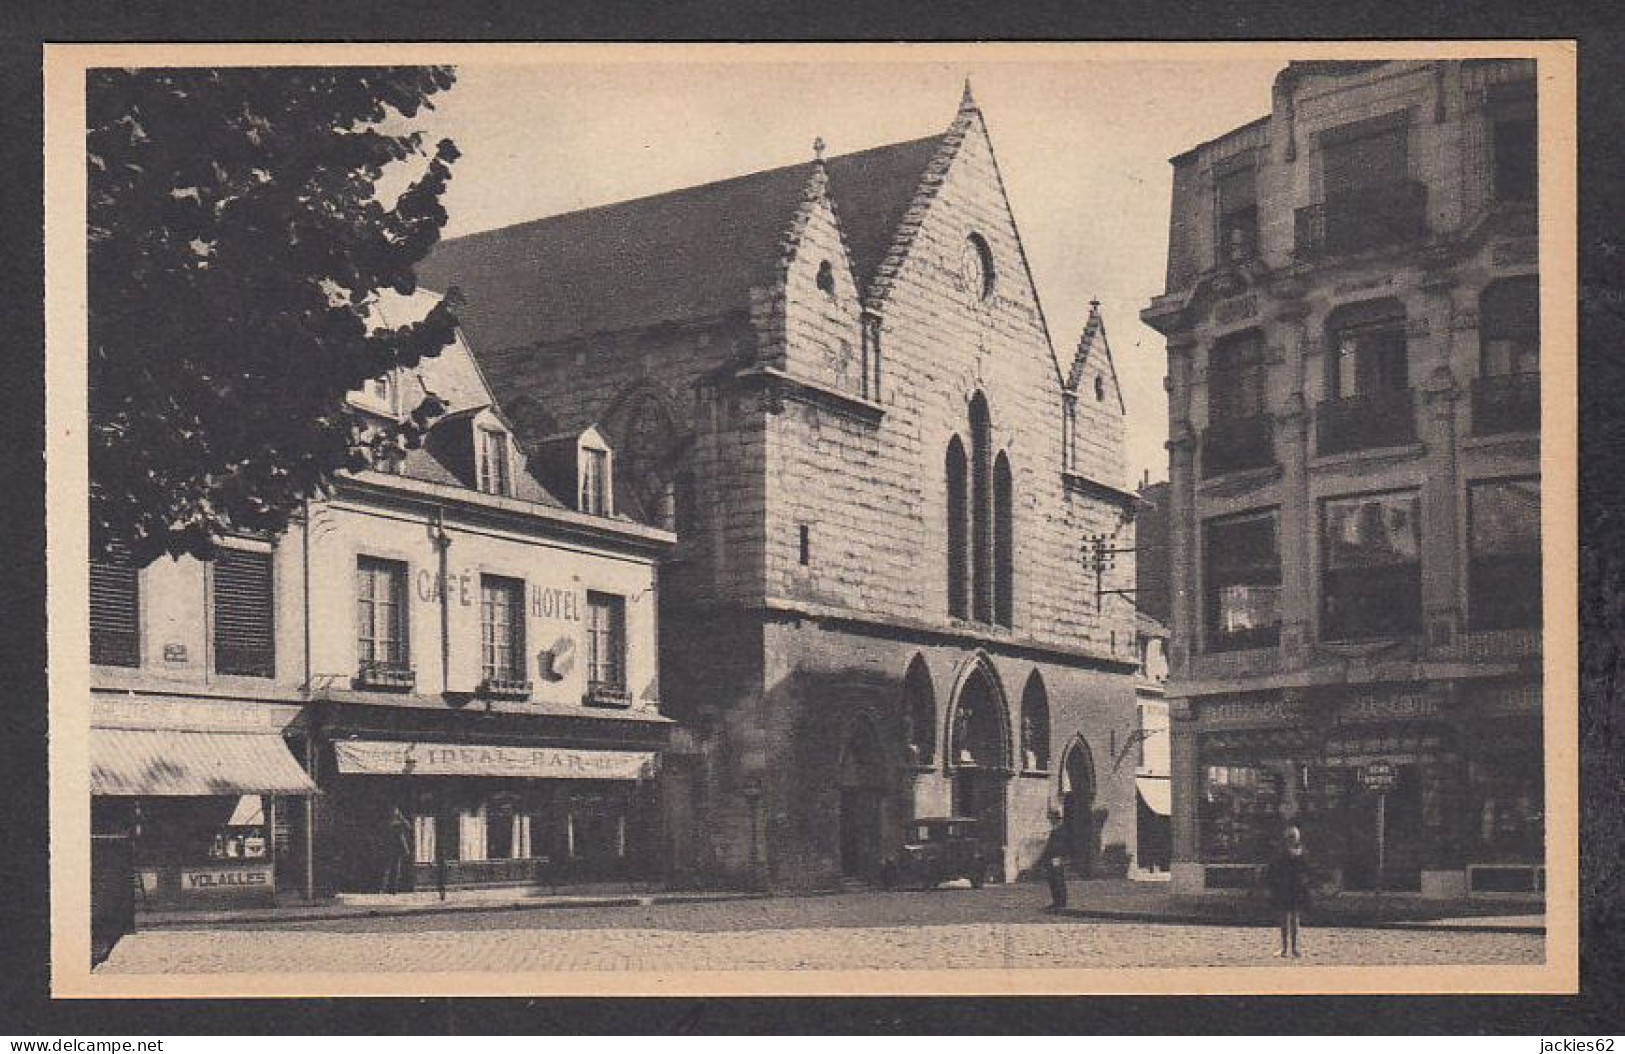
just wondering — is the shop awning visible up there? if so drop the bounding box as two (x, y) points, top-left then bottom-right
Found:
(91, 728), (317, 796)
(333, 739), (659, 780)
(1137, 775), (1172, 816)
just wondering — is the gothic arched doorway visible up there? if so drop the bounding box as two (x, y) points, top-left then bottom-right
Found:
(948, 661), (1011, 871)
(1061, 739), (1099, 877)
(837, 721), (886, 880)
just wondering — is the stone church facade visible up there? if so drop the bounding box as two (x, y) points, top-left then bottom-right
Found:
(421, 86), (1142, 891)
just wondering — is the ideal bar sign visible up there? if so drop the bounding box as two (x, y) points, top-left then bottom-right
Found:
(334, 739), (658, 781)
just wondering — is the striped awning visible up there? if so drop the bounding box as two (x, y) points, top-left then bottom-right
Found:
(91, 728), (317, 797)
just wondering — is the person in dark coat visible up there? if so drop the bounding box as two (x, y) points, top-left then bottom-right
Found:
(1041, 814), (1071, 910)
(1265, 824), (1311, 957)
(382, 806), (414, 894)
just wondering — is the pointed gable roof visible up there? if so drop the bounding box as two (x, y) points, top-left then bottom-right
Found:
(1066, 301), (1126, 415)
(416, 135), (945, 354)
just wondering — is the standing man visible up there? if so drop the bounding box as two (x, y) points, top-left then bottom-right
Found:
(382, 805), (414, 894)
(1042, 811), (1071, 910)
(1266, 824), (1311, 957)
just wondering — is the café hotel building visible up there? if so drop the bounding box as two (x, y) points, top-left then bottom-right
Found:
(88, 293), (674, 908)
(1141, 60), (1544, 898)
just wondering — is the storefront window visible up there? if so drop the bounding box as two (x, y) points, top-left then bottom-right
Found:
(1199, 764), (1284, 863)
(131, 795), (270, 867)
(377, 781), (651, 886)
(1321, 491), (1421, 641)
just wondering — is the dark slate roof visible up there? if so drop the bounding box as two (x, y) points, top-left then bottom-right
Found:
(417, 134), (945, 353)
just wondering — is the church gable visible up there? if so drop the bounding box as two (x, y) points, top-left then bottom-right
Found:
(1062, 301), (1128, 488)
(775, 158), (866, 399)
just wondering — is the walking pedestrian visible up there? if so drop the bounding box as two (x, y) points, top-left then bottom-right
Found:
(1265, 824), (1311, 958)
(1041, 813), (1071, 910)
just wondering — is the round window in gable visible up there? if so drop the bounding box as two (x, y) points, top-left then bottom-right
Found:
(960, 233), (995, 301)
(816, 260), (836, 297)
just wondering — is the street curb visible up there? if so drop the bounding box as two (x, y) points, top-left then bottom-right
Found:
(1051, 907), (1545, 935)
(136, 889), (777, 930)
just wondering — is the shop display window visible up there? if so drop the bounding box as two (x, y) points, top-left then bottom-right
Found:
(1199, 764), (1283, 863)
(130, 795), (270, 867)
(393, 782), (653, 885)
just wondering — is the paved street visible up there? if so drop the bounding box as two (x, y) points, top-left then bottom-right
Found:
(97, 885), (1543, 974)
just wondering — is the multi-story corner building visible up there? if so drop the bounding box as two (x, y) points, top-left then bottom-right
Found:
(1133, 479), (1173, 879)
(89, 294), (674, 915)
(420, 86), (1143, 891)
(1141, 60), (1543, 898)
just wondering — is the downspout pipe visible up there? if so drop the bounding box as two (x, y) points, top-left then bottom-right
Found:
(432, 505), (452, 695)
(301, 496), (317, 902)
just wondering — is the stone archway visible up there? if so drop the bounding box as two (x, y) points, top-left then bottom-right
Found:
(836, 720), (887, 880)
(1061, 738), (1100, 877)
(947, 660), (1012, 869)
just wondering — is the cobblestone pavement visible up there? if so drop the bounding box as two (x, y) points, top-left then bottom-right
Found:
(98, 886), (1543, 974)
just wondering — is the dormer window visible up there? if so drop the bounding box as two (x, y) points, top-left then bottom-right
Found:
(477, 428), (511, 496)
(580, 446), (611, 516)
(363, 371), (398, 417)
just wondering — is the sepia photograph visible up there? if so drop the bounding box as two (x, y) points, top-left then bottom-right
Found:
(44, 41), (1577, 998)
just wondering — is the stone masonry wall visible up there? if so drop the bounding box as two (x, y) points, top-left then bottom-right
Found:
(475, 318), (769, 612)
(764, 105), (1139, 662)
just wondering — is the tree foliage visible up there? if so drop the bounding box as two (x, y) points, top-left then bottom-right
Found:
(88, 66), (461, 565)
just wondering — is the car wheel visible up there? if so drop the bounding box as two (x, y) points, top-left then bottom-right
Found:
(970, 868), (986, 889)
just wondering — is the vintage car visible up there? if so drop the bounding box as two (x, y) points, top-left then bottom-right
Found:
(882, 816), (993, 890)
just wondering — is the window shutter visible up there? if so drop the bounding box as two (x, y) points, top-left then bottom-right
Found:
(214, 549), (275, 677)
(90, 552), (140, 667)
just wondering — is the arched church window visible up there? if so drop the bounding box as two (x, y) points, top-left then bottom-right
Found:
(1020, 672), (1051, 771)
(970, 392), (994, 624)
(902, 656), (936, 766)
(946, 436), (969, 619)
(994, 451), (1013, 628)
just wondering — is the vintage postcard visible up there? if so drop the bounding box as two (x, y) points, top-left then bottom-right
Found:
(45, 40), (1577, 998)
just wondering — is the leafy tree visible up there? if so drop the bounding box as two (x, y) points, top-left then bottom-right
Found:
(87, 66), (461, 565)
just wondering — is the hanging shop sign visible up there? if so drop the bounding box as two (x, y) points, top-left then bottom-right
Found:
(1362, 760), (1397, 792)
(334, 739), (658, 781)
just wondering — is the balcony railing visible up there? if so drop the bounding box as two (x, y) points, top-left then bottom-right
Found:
(90, 629), (141, 668)
(478, 675), (533, 700)
(1295, 181), (1428, 259)
(1471, 373), (1540, 436)
(215, 643), (275, 679)
(585, 681), (632, 708)
(1316, 388), (1417, 456)
(354, 659), (415, 691)
(1201, 415), (1276, 478)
